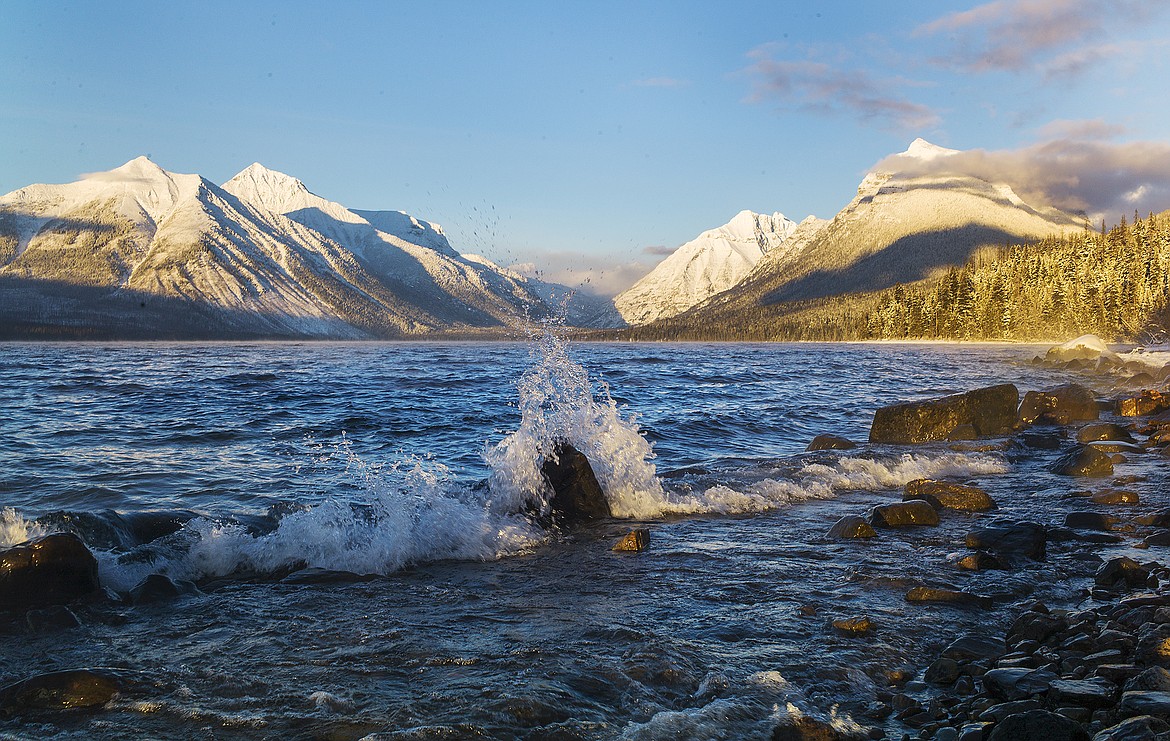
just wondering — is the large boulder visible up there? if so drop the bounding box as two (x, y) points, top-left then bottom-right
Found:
(0, 533), (100, 610)
(869, 384), (1019, 444)
(967, 521), (1046, 561)
(869, 500), (940, 527)
(0, 669), (124, 714)
(540, 442), (612, 526)
(903, 479), (996, 511)
(1018, 384), (1100, 425)
(1051, 445), (1115, 477)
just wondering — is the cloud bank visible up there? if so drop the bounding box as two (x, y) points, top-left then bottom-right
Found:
(875, 137), (1170, 220)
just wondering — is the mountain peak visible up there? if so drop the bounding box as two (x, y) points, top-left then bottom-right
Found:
(904, 138), (958, 160)
(224, 163), (315, 214)
(96, 156), (170, 182)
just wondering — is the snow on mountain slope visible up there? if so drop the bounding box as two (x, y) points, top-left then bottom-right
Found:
(222, 164), (545, 327)
(698, 138), (1084, 315)
(614, 210), (798, 325)
(0, 158), (549, 338)
(463, 253), (625, 328)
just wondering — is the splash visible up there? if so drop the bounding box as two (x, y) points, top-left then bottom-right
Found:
(0, 507), (47, 548)
(483, 326), (667, 518)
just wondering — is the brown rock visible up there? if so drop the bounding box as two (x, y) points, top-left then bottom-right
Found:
(1077, 423), (1135, 443)
(905, 587), (992, 608)
(806, 434), (856, 451)
(904, 479), (996, 511)
(612, 528), (649, 552)
(1019, 384), (1100, 425)
(0, 533), (100, 610)
(1050, 445), (1114, 477)
(868, 384), (1019, 444)
(831, 616), (874, 635)
(1091, 490), (1140, 505)
(1119, 390), (1170, 417)
(954, 551), (1008, 571)
(827, 515), (876, 539)
(0, 669), (124, 714)
(870, 500), (940, 527)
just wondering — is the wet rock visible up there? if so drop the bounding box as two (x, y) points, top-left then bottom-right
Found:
(23, 605), (81, 632)
(1092, 715), (1170, 741)
(904, 479), (996, 511)
(979, 699), (1043, 722)
(1019, 384), (1101, 425)
(1007, 610), (1067, 646)
(959, 722), (992, 740)
(1088, 441), (1146, 455)
(128, 574), (200, 604)
(612, 528), (650, 552)
(869, 500), (940, 527)
(1096, 558), (1154, 590)
(949, 424), (980, 440)
(926, 658), (962, 685)
(0, 669), (124, 714)
(868, 384), (1020, 444)
(831, 616), (874, 635)
(806, 434), (856, 451)
(982, 667), (1059, 701)
(771, 713), (865, 740)
(967, 521), (1047, 561)
(1118, 391), (1170, 418)
(1078, 424), (1136, 444)
(944, 635), (1007, 663)
(1145, 531), (1170, 548)
(1135, 625), (1170, 667)
(540, 442), (612, 525)
(1092, 490), (1140, 506)
(1097, 665), (1144, 685)
(1124, 667), (1170, 693)
(954, 551), (1009, 571)
(986, 708), (1089, 740)
(1047, 335), (1112, 363)
(827, 515), (876, 539)
(1119, 691), (1170, 716)
(1051, 445), (1115, 477)
(1048, 678), (1118, 708)
(0, 533), (100, 610)
(906, 587), (992, 608)
(1066, 512), (1122, 531)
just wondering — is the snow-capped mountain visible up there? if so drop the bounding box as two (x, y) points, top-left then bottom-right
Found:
(614, 210), (800, 325)
(694, 138), (1083, 317)
(463, 253), (625, 329)
(0, 158), (556, 338)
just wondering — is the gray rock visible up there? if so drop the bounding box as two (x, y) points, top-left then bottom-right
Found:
(1066, 512), (1121, 531)
(926, 658), (961, 685)
(986, 709), (1089, 740)
(1091, 715), (1170, 741)
(944, 635), (1006, 662)
(1048, 678), (1118, 708)
(1125, 667), (1170, 693)
(979, 699), (1043, 722)
(967, 521), (1047, 561)
(981, 667), (1059, 701)
(1096, 557), (1153, 589)
(1120, 690), (1170, 716)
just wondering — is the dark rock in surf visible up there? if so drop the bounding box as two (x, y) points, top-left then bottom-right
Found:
(827, 516), (876, 539)
(905, 587), (992, 608)
(128, 574), (200, 604)
(985, 709), (1088, 740)
(868, 384), (1019, 444)
(541, 442), (612, 526)
(1064, 512), (1120, 531)
(831, 616), (874, 635)
(771, 714), (868, 740)
(966, 521), (1046, 561)
(23, 605), (81, 632)
(0, 533), (100, 611)
(869, 500), (940, 527)
(612, 528), (649, 552)
(806, 434), (857, 451)
(1077, 423), (1135, 444)
(1094, 557), (1153, 590)
(0, 669), (124, 715)
(1050, 445), (1114, 477)
(1018, 384), (1100, 425)
(954, 551), (1008, 571)
(903, 479), (996, 511)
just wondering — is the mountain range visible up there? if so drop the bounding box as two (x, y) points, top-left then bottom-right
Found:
(0, 158), (614, 339)
(0, 139), (1089, 339)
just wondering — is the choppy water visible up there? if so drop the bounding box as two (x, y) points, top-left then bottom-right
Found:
(0, 336), (1165, 739)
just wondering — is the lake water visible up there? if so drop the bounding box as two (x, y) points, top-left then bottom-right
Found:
(1, 336), (1163, 739)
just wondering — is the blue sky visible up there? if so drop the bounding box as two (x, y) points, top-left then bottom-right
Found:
(4, 1), (1170, 294)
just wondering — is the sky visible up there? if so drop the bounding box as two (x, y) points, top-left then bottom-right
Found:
(3, 1), (1170, 295)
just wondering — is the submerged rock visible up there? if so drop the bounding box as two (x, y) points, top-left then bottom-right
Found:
(905, 587), (992, 608)
(869, 500), (940, 527)
(128, 573), (201, 604)
(1019, 384), (1100, 425)
(23, 605), (81, 633)
(967, 521), (1047, 561)
(611, 528), (649, 552)
(827, 515), (877, 539)
(954, 550), (1009, 571)
(806, 434), (856, 451)
(0, 533), (100, 610)
(903, 479), (996, 511)
(869, 384), (1019, 444)
(540, 442), (612, 526)
(831, 616), (874, 635)
(0, 669), (124, 714)
(1051, 445), (1115, 477)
